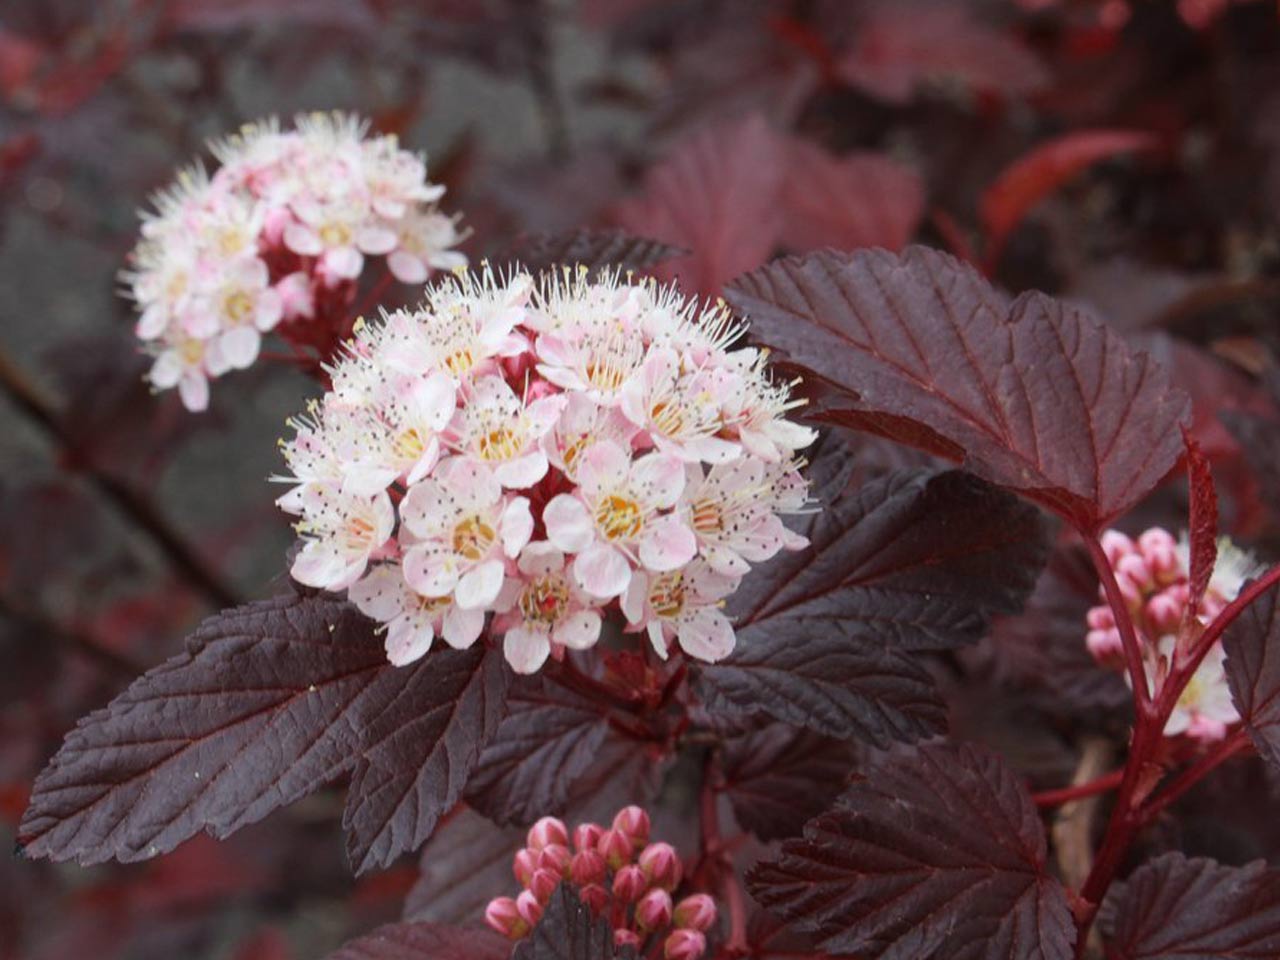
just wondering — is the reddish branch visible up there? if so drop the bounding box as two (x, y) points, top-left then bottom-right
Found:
(0, 346), (240, 610)
(1032, 769), (1125, 809)
(1083, 538), (1152, 714)
(700, 753), (749, 959)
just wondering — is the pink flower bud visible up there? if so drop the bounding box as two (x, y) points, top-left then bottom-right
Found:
(1101, 530), (1136, 567)
(527, 816), (569, 852)
(612, 805), (651, 848)
(673, 894), (717, 932)
(639, 842), (682, 891)
(636, 888), (674, 931)
(1086, 605), (1115, 630)
(514, 848), (538, 887)
(538, 842), (572, 876)
(485, 896), (527, 940)
(516, 889), (544, 927)
(580, 882), (609, 914)
(597, 828), (634, 870)
(1086, 628), (1123, 664)
(530, 867), (561, 903)
(1116, 554), (1153, 601)
(1145, 591), (1184, 634)
(664, 929), (706, 960)
(573, 822), (604, 853)
(1139, 528), (1180, 582)
(612, 864), (648, 903)
(614, 929), (643, 950)
(570, 849), (607, 886)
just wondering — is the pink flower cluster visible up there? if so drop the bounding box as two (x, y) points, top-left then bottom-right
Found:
(275, 266), (813, 673)
(484, 808), (717, 959)
(125, 112), (465, 411)
(1086, 527), (1257, 741)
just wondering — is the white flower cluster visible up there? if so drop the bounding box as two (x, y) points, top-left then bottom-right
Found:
(124, 112), (466, 411)
(276, 266), (814, 673)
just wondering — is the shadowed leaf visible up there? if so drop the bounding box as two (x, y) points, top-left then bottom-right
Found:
(514, 883), (623, 960)
(326, 921), (508, 960)
(499, 228), (686, 276)
(1223, 577), (1280, 775)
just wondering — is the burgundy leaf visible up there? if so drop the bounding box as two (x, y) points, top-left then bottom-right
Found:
(405, 807), (527, 925)
(18, 593), (509, 874)
(1183, 430), (1218, 615)
(1101, 853), (1280, 958)
(721, 724), (855, 842)
(343, 640), (510, 873)
(779, 140), (924, 254)
(465, 674), (611, 826)
(514, 883), (622, 960)
(981, 130), (1158, 264)
(1221, 410), (1280, 525)
(837, 0), (1049, 105)
(747, 741), (1075, 960)
(498, 228), (686, 277)
(326, 921), (508, 960)
(613, 113), (785, 296)
(1223, 577), (1280, 774)
(726, 246), (1192, 532)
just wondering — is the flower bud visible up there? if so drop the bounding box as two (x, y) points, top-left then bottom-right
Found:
(1101, 530), (1136, 567)
(597, 828), (634, 870)
(485, 896), (527, 940)
(1139, 528), (1180, 581)
(538, 842), (572, 876)
(1146, 590), (1184, 634)
(579, 882), (609, 914)
(614, 929), (643, 950)
(612, 864), (648, 903)
(612, 805), (651, 848)
(573, 822), (604, 853)
(530, 867), (561, 904)
(516, 889), (544, 927)
(527, 816), (569, 852)
(513, 847), (539, 887)
(570, 849), (607, 886)
(1085, 605), (1115, 630)
(664, 929), (706, 960)
(1116, 554), (1153, 601)
(638, 842), (682, 891)
(673, 894), (717, 932)
(636, 888), (674, 931)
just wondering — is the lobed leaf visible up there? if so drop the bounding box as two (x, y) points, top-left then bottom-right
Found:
(1223, 577), (1280, 775)
(727, 246), (1192, 532)
(747, 740), (1075, 960)
(498, 227), (686, 277)
(514, 883), (626, 960)
(325, 921), (508, 960)
(18, 593), (509, 873)
(1101, 853), (1280, 958)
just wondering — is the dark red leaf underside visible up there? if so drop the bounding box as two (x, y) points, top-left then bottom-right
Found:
(726, 246), (1191, 532)
(325, 921), (509, 960)
(405, 807), (527, 925)
(1101, 853), (1280, 958)
(465, 673), (611, 826)
(514, 883), (626, 960)
(1182, 430), (1218, 615)
(1223, 578), (1280, 775)
(747, 741), (1075, 960)
(499, 228), (686, 277)
(18, 593), (509, 873)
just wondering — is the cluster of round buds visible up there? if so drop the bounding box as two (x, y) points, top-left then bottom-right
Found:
(275, 264), (814, 673)
(1086, 527), (1259, 741)
(484, 808), (717, 958)
(124, 111), (466, 411)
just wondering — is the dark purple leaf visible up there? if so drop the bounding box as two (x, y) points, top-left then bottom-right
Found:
(514, 883), (621, 960)
(1223, 577), (1280, 774)
(747, 741), (1075, 960)
(405, 808), (527, 925)
(726, 246), (1192, 533)
(18, 593), (509, 874)
(1221, 410), (1280, 524)
(721, 724), (855, 842)
(325, 921), (509, 960)
(465, 674), (611, 826)
(1101, 853), (1280, 958)
(1183, 431), (1218, 615)
(499, 228), (686, 276)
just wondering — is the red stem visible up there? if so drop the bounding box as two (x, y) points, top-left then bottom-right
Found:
(1083, 537), (1153, 714)
(1187, 563), (1280, 666)
(1032, 769), (1125, 809)
(700, 754), (748, 959)
(1139, 728), (1251, 822)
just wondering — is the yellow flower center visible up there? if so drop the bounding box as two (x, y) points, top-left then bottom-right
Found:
(452, 515), (496, 561)
(224, 290), (254, 324)
(320, 222), (352, 247)
(343, 515), (378, 553)
(649, 571), (685, 619)
(595, 494), (644, 541)
(443, 348), (475, 378)
(393, 427), (426, 462)
(690, 498), (722, 535)
(518, 574), (570, 625)
(477, 425), (521, 462)
(180, 339), (205, 364)
(650, 400), (684, 436)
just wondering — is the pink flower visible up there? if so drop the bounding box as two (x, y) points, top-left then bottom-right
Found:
(387, 209), (468, 283)
(623, 561), (739, 662)
(348, 563), (483, 663)
(495, 543), (603, 674)
(619, 347), (742, 463)
(399, 458), (532, 609)
(149, 334), (211, 412)
(543, 441), (696, 599)
(290, 486), (395, 591)
(449, 376), (566, 489)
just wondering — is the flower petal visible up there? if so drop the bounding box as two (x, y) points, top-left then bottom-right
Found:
(573, 542), (632, 599)
(543, 494), (594, 554)
(504, 625), (551, 674)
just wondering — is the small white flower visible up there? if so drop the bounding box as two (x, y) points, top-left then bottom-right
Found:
(290, 485), (395, 590)
(350, 564), (484, 664)
(449, 376), (565, 488)
(495, 543), (603, 674)
(622, 561), (739, 662)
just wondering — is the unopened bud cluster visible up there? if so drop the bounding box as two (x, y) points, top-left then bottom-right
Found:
(484, 807), (717, 957)
(276, 264), (813, 672)
(125, 111), (465, 410)
(1087, 528), (1258, 741)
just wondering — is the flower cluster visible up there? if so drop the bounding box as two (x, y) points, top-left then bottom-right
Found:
(125, 111), (466, 411)
(1086, 527), (1259, 741)
(484, 808), (717, 959)
(275, 265), (813, 672)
